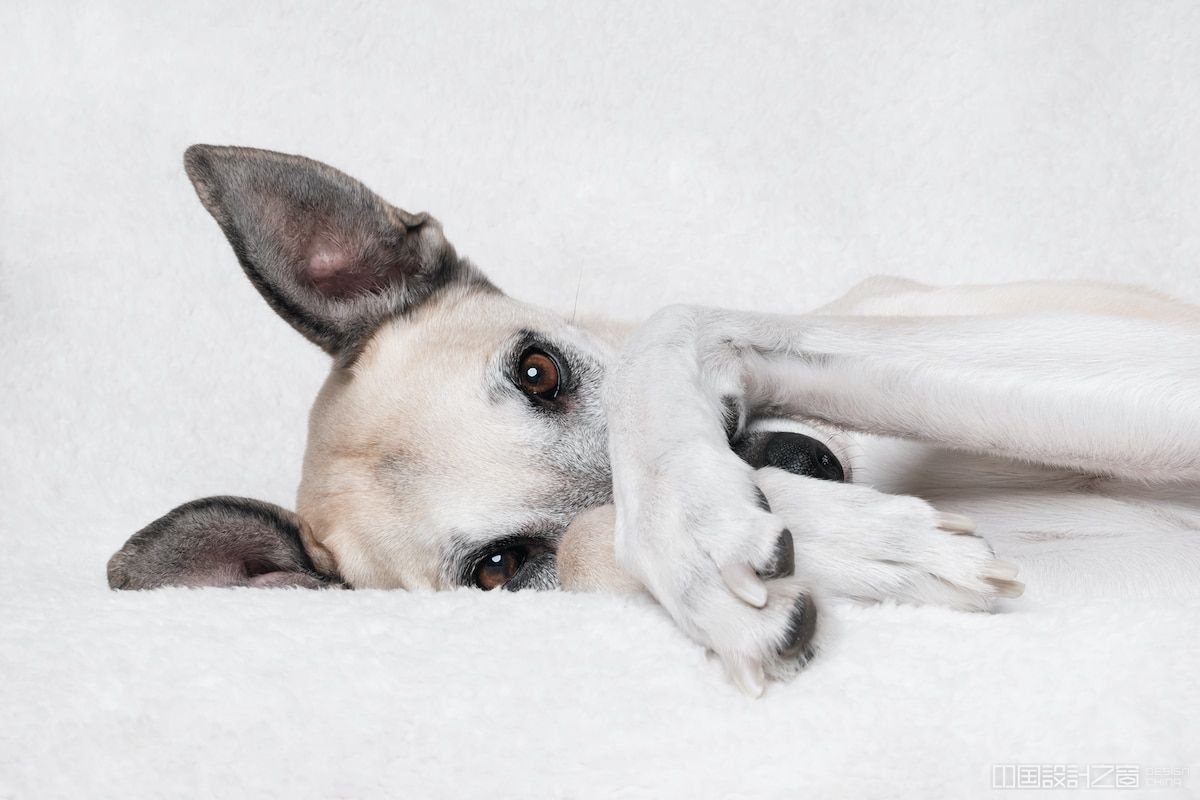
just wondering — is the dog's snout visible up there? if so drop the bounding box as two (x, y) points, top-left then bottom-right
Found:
(737, 432), (845, 483)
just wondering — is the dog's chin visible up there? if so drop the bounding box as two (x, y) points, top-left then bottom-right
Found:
(555, 506), (646, 595)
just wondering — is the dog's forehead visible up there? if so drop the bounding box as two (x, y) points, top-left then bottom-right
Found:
(361, 288), (582, 371)
(305, 288), (562, 475)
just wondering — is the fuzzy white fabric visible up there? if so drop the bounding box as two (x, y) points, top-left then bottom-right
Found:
(2, 2), (1198, 797)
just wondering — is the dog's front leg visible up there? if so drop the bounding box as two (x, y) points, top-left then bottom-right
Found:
(747, 312), (1200, 482)
(603, 306), (821, 696)
(604, 304), (1200, 694)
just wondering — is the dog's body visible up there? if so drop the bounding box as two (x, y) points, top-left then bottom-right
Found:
(109, 146), (1200, 696)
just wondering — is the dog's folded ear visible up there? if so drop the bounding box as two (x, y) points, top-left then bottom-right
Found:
(183, 145), (494, 356)
(107, 496), (342, 590)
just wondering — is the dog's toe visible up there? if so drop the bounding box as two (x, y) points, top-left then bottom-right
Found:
(778, 592), (817, 662)
(757, 528), (796, 581)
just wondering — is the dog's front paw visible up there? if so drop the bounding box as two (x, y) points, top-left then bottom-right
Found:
(603, 305), (824, 696)
(755, 469), (1024, 611)
(610, 439), (820, 696)
(897, 510), (1025, 610)
(846, 504), (1024, 611)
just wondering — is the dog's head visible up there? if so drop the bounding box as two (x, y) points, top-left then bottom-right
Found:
(110, 145), (625, 594)
(109, 146), (847, 596)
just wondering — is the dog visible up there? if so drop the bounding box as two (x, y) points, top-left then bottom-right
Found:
(108, 145), (1200, 697)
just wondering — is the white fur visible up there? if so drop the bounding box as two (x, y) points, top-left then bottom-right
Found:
(604, 280), (1200, 689)
(7, 2), (1200, 794)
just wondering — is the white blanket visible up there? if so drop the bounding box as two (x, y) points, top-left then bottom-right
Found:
(2, 2), (1197, 797)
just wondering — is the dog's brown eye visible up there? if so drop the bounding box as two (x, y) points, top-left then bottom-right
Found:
(474, 548), (525, 590)
(517, 348), (561, 399)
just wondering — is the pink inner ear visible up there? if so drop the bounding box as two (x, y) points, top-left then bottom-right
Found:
(305, 243), (384, 300)
(264, 190), (394, 301)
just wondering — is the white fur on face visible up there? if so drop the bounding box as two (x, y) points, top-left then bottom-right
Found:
(296, 287), (620, 590)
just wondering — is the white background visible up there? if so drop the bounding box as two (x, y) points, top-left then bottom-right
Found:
(2, 2), (1198, 797)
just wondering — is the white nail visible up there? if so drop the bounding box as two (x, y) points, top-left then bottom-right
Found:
(984, 560), (1020, 580)
(727, 656), (766, 698)
(997, 579), (1025, 598)
(721, 563), (768, 608)
(936, 512), (976, 534)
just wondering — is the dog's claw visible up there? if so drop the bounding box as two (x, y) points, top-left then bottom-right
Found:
(758, 528), (795, 580)
(980, 560), (1023, 598)
(936, 512), (977, 535)
(720, 563), (769, 608)
(778, 593), (818, 662)
(985, 577), (1026, 598)
(982, 559), (1020, 581)
(725, 655), (766, 698)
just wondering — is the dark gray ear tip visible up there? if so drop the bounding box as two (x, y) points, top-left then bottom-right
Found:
(183, 143), (213, 163)
(182, 145), (230, 214)
(183, 144), (320, 181)
(182, 144), (270, 194)
(183, 144), (220, 180)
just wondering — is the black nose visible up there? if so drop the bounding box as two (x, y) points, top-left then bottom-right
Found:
(735, 431), (846, 482)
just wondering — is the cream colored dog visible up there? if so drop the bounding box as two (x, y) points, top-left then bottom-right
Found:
(109, 146), (1200, 696)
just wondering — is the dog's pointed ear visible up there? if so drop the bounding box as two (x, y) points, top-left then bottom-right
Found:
(183, 145), (494, 355)
(108, 497), (342, 590)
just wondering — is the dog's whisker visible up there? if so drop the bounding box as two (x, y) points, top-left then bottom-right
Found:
(570, 266), (584, 325)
